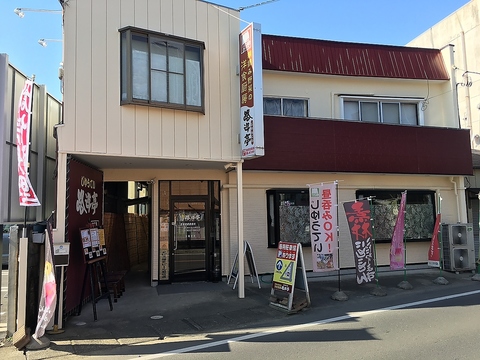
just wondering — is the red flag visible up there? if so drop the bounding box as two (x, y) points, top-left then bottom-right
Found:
(33, 218), (56, 339)
(428, 214), (441, 267)
(390, 192), (406, 270)
(16, 79), (41, 206)
(343, 200), (375, 284)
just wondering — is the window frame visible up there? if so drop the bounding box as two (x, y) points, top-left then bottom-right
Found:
(263, 97), (309, 117)
(356, 189), (436, 243)
(340, 96), (423, 126)
(120, 26), (205, 113)
(266, 189), (311, 248)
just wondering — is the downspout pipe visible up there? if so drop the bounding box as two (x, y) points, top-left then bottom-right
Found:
(450, 176), (461, 222)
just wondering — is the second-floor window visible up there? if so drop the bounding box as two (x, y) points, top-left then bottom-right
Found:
(120, 27), (205, 113)
(264, 97), (308, 117)
(342, 97), (420, 125)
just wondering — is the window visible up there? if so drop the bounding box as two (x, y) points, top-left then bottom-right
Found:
(356, 190), (436, 242)
(264, 97), (308, 117)
(120, 27), (205, 113)
(267, 189), (310, 248)
(343, 97), (420, 125)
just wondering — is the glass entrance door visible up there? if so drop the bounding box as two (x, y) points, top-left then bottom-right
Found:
(171, 200), (208, 281)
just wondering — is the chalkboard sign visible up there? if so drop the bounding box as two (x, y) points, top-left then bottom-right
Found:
(80, 227), (107, 263)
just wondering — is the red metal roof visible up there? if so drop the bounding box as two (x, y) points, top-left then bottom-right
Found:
(262, 34), (449, 80)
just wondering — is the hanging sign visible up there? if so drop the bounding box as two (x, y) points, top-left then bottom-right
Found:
(343, 200), (375, 284)
(16, 79), (40, 206)
(308, 182), (338, 272)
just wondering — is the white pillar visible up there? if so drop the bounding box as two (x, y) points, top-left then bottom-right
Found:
(17, 231), (28, 330)
(53, 150), (68, 328)
(236, 160), (244, 299)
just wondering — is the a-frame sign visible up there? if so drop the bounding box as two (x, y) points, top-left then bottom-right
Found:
(227, 241), (261, 289)
(269, 241), (310, 313)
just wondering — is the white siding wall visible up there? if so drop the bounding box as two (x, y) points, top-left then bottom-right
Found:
(60, 0), (241, 162)
(408, 0), (480, 147)
(226, 172), (462, 275)
(263, 71), (457, 128)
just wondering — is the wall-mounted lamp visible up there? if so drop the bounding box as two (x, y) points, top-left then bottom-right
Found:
(224, 163), (237, 172)
(38, 38), (63, 47)
(14, 7), (62, 18)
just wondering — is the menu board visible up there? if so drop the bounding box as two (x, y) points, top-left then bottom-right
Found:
(80, 227), (107, 263)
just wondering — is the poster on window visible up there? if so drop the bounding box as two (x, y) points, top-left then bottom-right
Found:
(239, 22), (264, 159)
(308, 182), (338, 272)
(428, 213), (441, 267)
(343, 200), (375, 284)
(390, 191), (406, 270)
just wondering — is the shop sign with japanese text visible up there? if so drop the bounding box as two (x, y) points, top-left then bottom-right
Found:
(272, 241), (299, 293)
(239, 22), (264, 159)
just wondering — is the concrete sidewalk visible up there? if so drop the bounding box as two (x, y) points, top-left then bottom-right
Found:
(1, 265), (479, 359)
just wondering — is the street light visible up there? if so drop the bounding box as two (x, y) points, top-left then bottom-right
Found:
(14, 8), (62, 17)
(38, 38), (62, 47)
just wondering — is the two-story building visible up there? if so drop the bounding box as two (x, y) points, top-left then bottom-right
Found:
(55, 0), (472, 322)
(407, 0), (480, 266)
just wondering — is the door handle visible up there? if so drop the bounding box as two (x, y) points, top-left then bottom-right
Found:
(173, 224), (178, 251)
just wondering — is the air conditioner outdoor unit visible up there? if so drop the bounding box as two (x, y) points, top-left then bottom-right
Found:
(441, 223), (475, 272)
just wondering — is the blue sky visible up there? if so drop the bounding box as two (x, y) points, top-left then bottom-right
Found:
(0, 0), (470, 101)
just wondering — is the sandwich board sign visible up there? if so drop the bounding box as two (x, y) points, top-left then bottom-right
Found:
(227, 241), (261, 289)
(270, 241), (310, 313)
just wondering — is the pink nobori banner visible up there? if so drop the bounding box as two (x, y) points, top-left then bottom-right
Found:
(390, 191), (406, 270)
(16, 79), (40, 206)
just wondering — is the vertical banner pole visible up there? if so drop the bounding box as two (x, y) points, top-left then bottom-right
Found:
(403, 191), (407, 281)
(369, 197), (379, 287)
(237, 160), (245, 299)
(438, 194), (443, 277)
(335, 181), (341, 292)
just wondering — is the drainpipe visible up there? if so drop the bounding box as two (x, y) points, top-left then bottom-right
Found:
(450, 176), (461, 222)
(460, 31), (473, 144)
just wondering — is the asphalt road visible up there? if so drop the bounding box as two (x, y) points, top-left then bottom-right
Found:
(105, 282), (480, 360)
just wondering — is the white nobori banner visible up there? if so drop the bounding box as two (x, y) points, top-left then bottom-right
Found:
(308, 182), (338, 272)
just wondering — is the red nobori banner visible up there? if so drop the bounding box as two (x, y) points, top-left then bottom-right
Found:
(308, 182), (338, 272)
(17, 79), (40, 206)
(343, 200), (375, 284)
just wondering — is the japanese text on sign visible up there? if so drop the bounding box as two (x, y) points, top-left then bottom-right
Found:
(343, 200), (375, 284)
(309, 182), (338, 272)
